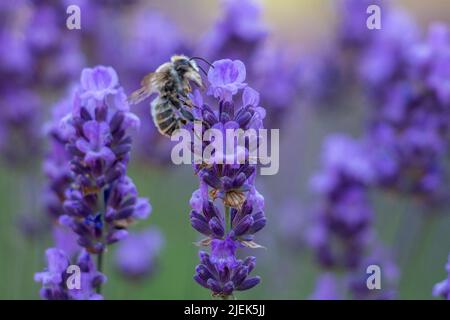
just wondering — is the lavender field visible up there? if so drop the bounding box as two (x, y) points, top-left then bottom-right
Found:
(0, 0), (449, 300)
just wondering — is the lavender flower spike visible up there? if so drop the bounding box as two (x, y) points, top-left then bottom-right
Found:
(189, 59), (266, 298)
(60, 66), (148, 255)
(34, 66), (154, 299)
(432, 253), (450, 300)
(207, 59), (247, 101)
(34, 248), (106, 300)
(114, 227), (164, 279)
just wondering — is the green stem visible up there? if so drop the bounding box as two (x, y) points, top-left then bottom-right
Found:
(96, 252), (103, 294)
(225, 205), (231, 234)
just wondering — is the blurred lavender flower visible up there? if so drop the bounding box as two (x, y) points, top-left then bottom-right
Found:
(43, 90), (79, 257)
(308, 134), (398, 299)
(119, 9), (186, 164)
(310, 273), (342, 300)
(0, 1), (84, 167)
(298, 0), (390, 107)
(201, 0), (267, 61)
(201, 0), (296, 127)
(43, 92), (74, 221)
(278, 199), (306, 249)
(337, 0), (386, 50)
(0, 89), (42, 166)
(432, 253), (450, 300)
(194, 252), (260, 297)
(52, 225), (79, 259)
(207, 59), (247, 101)
(365, 22), (450, 204)
(359, 9), (418, 100)
(115, 227), (164, 279)
(188, 59), (266, 298)
(34, 248), (106, 300)
(346, 245), (399, 299)
(308, 135), (374, 267)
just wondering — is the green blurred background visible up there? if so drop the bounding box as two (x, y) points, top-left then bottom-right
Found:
(0, 0), (449, 299)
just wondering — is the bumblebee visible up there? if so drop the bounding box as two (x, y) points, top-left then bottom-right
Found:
(129, 55), (209, 137)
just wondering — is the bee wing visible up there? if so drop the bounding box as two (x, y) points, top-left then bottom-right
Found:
(128, 72), (167, 105)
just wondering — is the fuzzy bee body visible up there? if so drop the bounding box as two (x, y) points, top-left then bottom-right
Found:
(129, 55), (203, 137)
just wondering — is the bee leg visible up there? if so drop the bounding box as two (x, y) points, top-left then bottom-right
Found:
(180, 97), (195, 109)
(179, 107), (195, 122)
(169, 96), (195, 122)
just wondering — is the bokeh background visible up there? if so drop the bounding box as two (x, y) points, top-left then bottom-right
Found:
(0, 0), (449, 299)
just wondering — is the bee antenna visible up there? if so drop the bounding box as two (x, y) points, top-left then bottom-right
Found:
(197, 65), (208, 76)
(190, 56), (215, 69)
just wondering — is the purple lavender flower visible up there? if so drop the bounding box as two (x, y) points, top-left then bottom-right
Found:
(308, 135), (374, 269)
(79, 66), (119, 101)
(194, 252), (260, 298)
(250, 47), (297, 119)
(337, 0), (386, 49)
(432, 253), (450, 300)
(43, 93), (75, 221)
(201, 0), (267, 61)
(359, 9), (418, 97)
(346, 245), (399, 300)
(114, 227), (164, 279)
(210, 237), (240, 271)
(121, 10), (184, 78)
(34, 248), (106, 300)
(0, 89), (42, 166)
(207, 59), (247, 101)
(310, 273), (342, 300)
(188, 59), (266, 298)
(364, 22), (450, 204)
(0, 1), (84, 167)
(52, 225), (79, 259)
(308, 134), (399, 299)
(201, 0), (295, 127)
(58, 66), (148, 255)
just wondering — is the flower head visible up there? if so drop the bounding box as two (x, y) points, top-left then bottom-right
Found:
(207, 59), (247, 101)
(80, 66), (118, 101)
(433, 253), (450, 300)
(59, 66), (150, 254)
(115, 228), (164, 279)
(194, 252), (260, 298)
(189, 60), (265, 298)
(34, 248), (106, 300)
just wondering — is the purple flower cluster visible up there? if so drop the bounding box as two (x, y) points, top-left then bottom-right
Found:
(42, 90), (80, 257)
(201, 0), (267, 61)
(0, 1), (81, 176)
(43, 92), (74, 222)
(189, 59), (266, 298)
(114, 227), (164, 279)
(36, 66), (153, 299)
(201, 0), (297, 127)
(337, 0), (386, 50)
(308, 134), (398, 299)
(432, 253), (450, 300)
(308, 135), (374, 269)
(298, 0), (390, 106)
(59, 66), (149, 254)
(363, 19), (450, 204)
(34, 248), (106, 300)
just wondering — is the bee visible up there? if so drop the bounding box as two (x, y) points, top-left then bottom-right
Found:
(128, 55), (211, 137)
